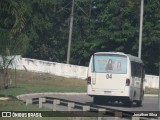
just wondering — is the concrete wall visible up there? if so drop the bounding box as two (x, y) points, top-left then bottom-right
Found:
(0, 55), (22, 68)
(4, 55), (159, 89)
(20, 58), (88, 79)
(145, 75), (159, 89)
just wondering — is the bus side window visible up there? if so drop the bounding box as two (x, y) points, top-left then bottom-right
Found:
(139, 64), (143, 78)
(135, 63), (138, 77)
(137, 63), (141, 77)
(142, 65), (145, 78)
(131, 62), (143, 77)
(131, 62), (135, 77)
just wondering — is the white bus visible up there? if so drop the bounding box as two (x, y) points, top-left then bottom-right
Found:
(87, 52), (145, 107)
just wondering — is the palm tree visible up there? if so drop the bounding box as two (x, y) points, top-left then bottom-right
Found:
(0, 0), (28, 89)
(0, 0), (26, 33)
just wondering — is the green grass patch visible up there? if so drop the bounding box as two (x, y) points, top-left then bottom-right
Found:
(0, 70), (96, 119)
(0, 70), (87, 97)
(0, 98), (49, 111)
(145, 87), (159, 94)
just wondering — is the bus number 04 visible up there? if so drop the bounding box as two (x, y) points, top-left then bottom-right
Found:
(106, 74), (112, 79)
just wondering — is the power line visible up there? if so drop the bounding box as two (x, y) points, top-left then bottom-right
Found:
(53, 1), (72, 16)
(75, 2), (89, 17)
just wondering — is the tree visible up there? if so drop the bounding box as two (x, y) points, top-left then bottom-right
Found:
(25, 0), (70, 62)
(142, 0), (160, 75)
(69, 0), (140, 65)
(0, 0), (30, 89)
(21, 0), (159, 75)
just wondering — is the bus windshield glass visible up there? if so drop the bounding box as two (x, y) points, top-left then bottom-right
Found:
(92, 54), (127, 74)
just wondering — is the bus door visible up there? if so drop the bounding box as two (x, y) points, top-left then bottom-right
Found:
(91, 54), (128, 90)
(140, 65), (145, 99)
(131, 62), (144, 99)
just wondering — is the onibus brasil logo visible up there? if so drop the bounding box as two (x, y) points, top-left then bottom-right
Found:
(2, 112), (42, 118)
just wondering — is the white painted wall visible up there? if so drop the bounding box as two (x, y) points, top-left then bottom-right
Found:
(20, 57), (88, 79)
(145, 75), (159, 89)
(3, 55), (159, 89)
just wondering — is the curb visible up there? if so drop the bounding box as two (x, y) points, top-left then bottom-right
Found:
(144, 94), (158, 97)
(17, 92), (87, 100)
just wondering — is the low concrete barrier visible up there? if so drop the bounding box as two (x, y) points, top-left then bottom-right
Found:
(2, 55), (159, 89)
(39, 98), (46, 108)
(26, 99), (32, 106)
(82, 105), (90, 111)
(25, 97), (129, 119)
(67, 102), (75, 111)
(115, 112), (122, 120)
(53, 99), (60, 111)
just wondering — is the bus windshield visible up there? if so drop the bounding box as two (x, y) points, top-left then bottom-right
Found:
(92, 54), (127, 74)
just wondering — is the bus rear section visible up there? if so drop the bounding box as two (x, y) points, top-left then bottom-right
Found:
(87, 53), (132, 105)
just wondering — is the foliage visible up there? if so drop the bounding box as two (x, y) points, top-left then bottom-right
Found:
(0, 0), (30, 89)
(0, 0), (159, 75)
(24, 0), (70, 62)
(142, 0), (160, 74)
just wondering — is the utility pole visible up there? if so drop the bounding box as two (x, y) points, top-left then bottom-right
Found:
(67, 0), (75, 64)
(138, 0), (144, 59)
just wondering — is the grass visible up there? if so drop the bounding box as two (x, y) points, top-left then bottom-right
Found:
(0, 70), (87, 97)
(145, 87), (159, 94)
(0, 70), (95, 120)
(0, 98), (49, 111)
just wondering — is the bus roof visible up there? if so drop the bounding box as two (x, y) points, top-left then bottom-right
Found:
(127, 54), (143, 63)
(94, 52), (143, 63)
